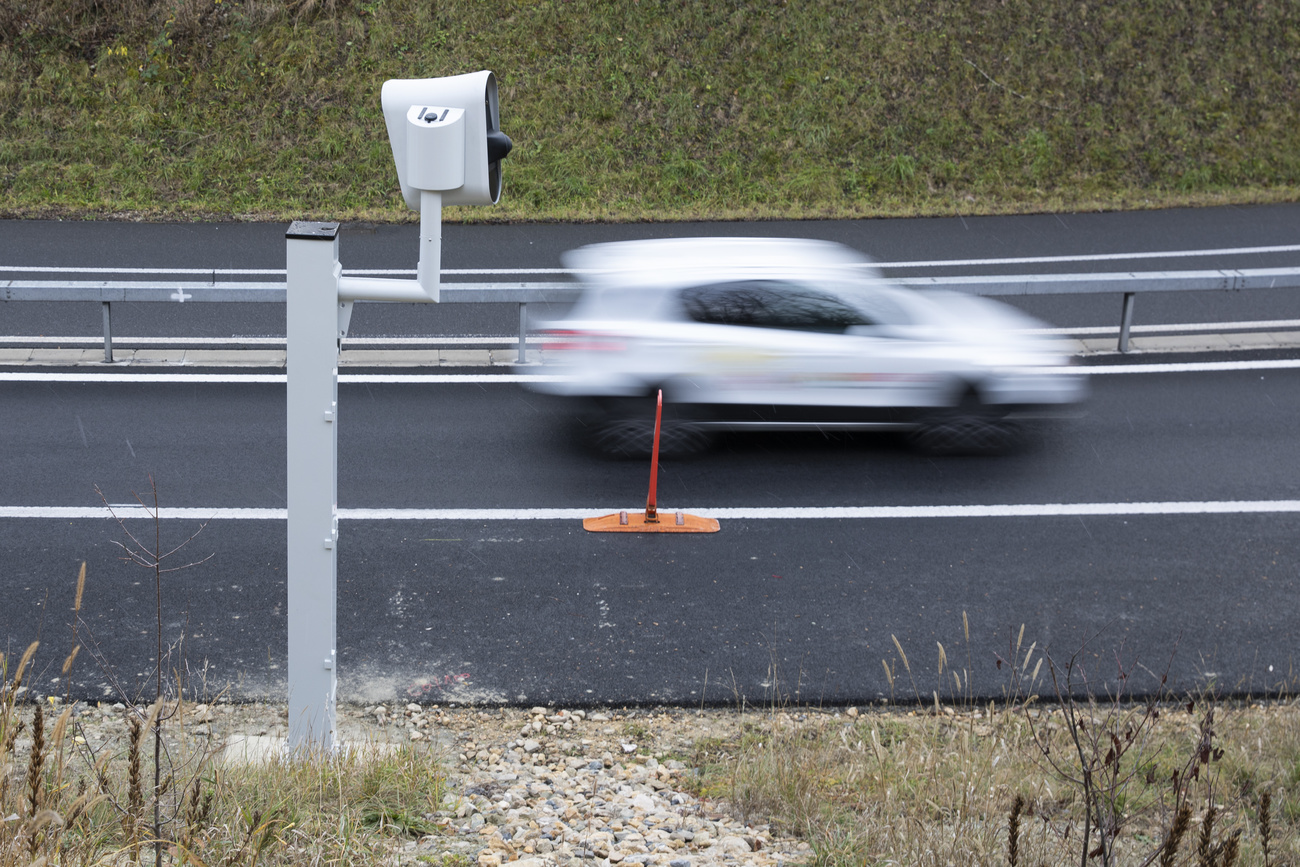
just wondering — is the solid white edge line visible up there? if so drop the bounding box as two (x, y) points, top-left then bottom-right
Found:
(8, 319), (1300, 345)
(0, 373), (570, 383)
(1081, 359), (1300, 374)
(4, 243), (1300, 276)
(0, 373), (289, 383)
(1031, 319), (1300, 336)
(0, 267), (291, 275)
(5, 359), (1300, 383)
(8, 319), (1300, 346)
(5, 501), (1300, 521)
(344, 374), (570, 383)
(0, 337), (285, 346)
(872, 244), (1300, 269)
(0, 336), (544, 346)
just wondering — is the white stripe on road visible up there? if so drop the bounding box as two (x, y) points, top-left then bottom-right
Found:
(4, 243), (1299, 276)
(872, 244), (1300, 269)
(4, 500), (1300, 521)
(0, 266), (290, 275)
(4, 359), (1300, 384)
(1079, 358), (1300, 374)
(1032, 319), (1300, 336)
(0, 372), (289, 383)
(0, 373), (569, 383)
(0, 336), (544, 346)
(7, 318), (1300, 346)
(0, 336), (284, 346)
(342, 374), (570, 383)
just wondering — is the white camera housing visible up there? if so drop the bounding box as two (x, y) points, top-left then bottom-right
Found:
(404, 105), (465, 191)
(381, 71), (508, 207)
(338, 70), (510, 304)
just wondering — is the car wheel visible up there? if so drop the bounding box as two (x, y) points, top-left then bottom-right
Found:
(590, 417), (713, 458)
(911, 394), (1020, 456)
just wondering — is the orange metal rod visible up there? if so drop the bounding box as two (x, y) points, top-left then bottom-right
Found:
(581, 388), (718, 533)
(645, 390), (662, 522)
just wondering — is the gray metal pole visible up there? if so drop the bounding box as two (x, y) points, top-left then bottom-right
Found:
(285, 222), (342, 753)
(518, 302), (527, 364)
(1118, 292), (1136, 353)
(102, 301), (113, 363)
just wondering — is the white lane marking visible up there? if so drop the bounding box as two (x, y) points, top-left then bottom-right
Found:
(6, 318), (1300, 346)
(1031, 319), (1300, 336)
(3, 507), (289, 519)
(0, 373), (567, 383)
(0, 266), (547, 276)
(344, 374), (569, 383)
(4, 500), (1300, 521)
(0, 336), (543, 346)
(1081, 359), (1300, 374)
(3, 359), (1300, 384)
(0, 373), (290, 383)
(1, 336), (285, 346)
(4, 243), (1299, 276)
(0, 266), (289, 275)
(3, 319), (1299, 355)
(873, 244), (1300, 269)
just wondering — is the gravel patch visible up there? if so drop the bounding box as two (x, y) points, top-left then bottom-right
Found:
(360, 703), (811, 867)
(68, 700), (815, 866)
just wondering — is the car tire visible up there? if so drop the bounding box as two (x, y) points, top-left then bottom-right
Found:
(590, 417), (713, 459)
(910, 393), (1020, 456)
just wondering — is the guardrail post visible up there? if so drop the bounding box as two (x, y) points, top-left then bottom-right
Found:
(285, 221), (342, 754)
(1118, 292), (1136, 353)
(101, 301), (113, 363)
(518, 302), (527, 363)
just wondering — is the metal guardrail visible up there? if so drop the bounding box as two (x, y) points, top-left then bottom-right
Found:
(0, 280), (574, 302)
(898, 268), (1300, 353)
(0, 280), (576, 362)
(896, 267), (1300, 296)
(4, 268), (1299, 361)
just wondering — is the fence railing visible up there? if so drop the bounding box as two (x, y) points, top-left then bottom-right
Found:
(4, 267), (1299, 361)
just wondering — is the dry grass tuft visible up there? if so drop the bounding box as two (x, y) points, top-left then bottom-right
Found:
(689, 699), (1300, 866)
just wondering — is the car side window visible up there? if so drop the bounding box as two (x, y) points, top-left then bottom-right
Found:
(680, 281), (871, 333)
(834, 282), (914, 327)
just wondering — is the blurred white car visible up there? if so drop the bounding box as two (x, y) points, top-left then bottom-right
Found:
(526, 237), (1086, 456)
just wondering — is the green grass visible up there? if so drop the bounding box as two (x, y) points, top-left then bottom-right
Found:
(1, 0), (1298, 221)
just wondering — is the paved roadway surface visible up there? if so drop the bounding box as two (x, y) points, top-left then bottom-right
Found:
(2, 205), (1300, 708)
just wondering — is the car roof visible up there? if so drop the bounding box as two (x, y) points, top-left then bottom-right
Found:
(562, 237), (877, 290)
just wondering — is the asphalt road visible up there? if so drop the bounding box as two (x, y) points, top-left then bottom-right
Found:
(3, 368), (1298, 706)
(3, 206), (1299, 708)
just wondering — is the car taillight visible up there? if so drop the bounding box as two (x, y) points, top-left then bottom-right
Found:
(542, 329), (625, 352)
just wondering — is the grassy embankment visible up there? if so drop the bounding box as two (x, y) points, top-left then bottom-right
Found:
(1, 0), (1297, 222)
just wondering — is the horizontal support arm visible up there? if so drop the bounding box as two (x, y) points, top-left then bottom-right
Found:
(337, 275), (432, 303)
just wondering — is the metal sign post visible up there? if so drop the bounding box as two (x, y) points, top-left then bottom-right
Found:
(285, 221), (343, 752)
(284, 71), (510, 753)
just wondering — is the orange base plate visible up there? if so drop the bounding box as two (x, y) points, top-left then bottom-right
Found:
(583, 511), (720, 533)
